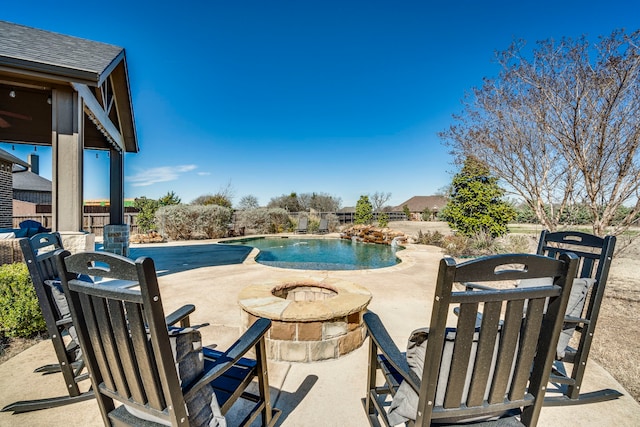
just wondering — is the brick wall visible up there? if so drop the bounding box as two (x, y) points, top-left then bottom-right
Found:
(0, 160), (13, 228)
(13, 199), (37, 215)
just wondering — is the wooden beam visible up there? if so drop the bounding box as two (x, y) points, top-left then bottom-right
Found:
(71, 82), (124, 152)
(109, 61), (138, 152)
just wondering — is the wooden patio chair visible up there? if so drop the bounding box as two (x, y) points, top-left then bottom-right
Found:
(317, 218), (329, 234)
(535, 230), (622, 406)
(54, 249), (280, 426)
(296, 217), (308, 234)
(364, 253), (578, 426)
(1, 233), (194, 414)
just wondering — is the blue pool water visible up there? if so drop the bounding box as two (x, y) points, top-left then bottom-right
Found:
(222, 237), (402, 270)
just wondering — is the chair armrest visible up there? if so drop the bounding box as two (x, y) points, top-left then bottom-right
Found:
(186, 317), (271, 397)
(364, 312), (420, 391)
(55, 317), (73, 327)
(564, 315), (590, 325)
(165, 304), (196, 327)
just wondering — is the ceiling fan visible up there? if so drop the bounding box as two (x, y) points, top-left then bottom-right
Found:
(0, 110), (32, 128)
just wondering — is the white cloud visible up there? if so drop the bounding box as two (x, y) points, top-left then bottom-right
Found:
(197, 171), (211, 176)
(127, 165), (197, 187)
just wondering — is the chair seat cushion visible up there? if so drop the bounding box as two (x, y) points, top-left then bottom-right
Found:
(44, 277), (93, 346)
(388, 328), (507, 426)
(517, 277), (595, 358)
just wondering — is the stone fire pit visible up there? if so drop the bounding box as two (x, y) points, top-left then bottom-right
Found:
(238, 278), (372, 362)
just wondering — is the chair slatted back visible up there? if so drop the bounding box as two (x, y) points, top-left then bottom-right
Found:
(416, 253), (578, 426)
(20, 233), (64, 319)
(536, 230), (615, 317)
(19, 233), (84, 390)
(55, 250), (189, 426)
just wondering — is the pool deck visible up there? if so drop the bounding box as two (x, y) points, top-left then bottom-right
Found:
(1, 234), (639, 426)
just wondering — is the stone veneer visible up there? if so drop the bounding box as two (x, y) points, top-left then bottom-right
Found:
(238, 278), (372, 362)
(103, 224), (130, 257)
(59, 231), (95, 254)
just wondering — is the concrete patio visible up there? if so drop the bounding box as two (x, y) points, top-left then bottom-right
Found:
(0, 236), (638, 426)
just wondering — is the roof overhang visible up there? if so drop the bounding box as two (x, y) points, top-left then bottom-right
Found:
(0, 21), (138, 153)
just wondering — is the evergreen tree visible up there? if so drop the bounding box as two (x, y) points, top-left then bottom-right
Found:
(355, 195), (373, 225)
(441, 157), (516, 237)
(134, 197), (160, 233)
(158, 191), (181, 206)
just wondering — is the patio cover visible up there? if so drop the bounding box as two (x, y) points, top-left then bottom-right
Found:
(0, 20), (138, 231)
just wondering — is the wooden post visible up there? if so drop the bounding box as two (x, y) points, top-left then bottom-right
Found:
(109, 147), (124, 225)
(51, 88), (84, 232)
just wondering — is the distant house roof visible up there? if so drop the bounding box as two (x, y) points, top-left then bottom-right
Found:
(394, 195), (448, 212)
(0, 20), (138, 153)
(0, 148), (28, 168)
(12, 169), (51, 192)
(338, 206), (355, 213)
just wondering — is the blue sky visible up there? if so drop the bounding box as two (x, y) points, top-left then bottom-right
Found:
(2, 1), (639, 208)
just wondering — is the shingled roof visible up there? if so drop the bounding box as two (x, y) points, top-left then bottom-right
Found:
(394, 195), (448, 212)
(12, 169), (51, 192)
(0, 20), (124, 86)
(0, 20), (138, 153)
(0, 148), (28, 168)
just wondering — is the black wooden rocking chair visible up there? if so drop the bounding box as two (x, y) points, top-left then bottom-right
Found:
(1, 233), (194, 414)
(364, 253), (578, 426)
(535, 230), (622, 406)
(54, 249), (280, 426)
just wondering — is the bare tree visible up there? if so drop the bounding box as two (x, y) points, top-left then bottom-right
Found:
(237, 194), (260, 210)
(369, 191), (392, 213)
(441, 29), (640, 236)
(308, 192), (341, 212)
(297, 193), (312, 211)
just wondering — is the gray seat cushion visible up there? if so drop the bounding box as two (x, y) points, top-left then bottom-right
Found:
(388, 328), (506, 426)
(517, 277), (595, 358)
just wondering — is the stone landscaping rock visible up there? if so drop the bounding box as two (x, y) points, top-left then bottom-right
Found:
(340, 224), (407, 245)
(129, 231), (165, 244)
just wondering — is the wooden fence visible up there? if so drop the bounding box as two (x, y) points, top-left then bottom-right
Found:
(12, 210), (407, 237)
(335, 211), (407, 224)
(13, 213), (140, 238)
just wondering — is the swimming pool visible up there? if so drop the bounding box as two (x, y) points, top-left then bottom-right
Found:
(223, 237), (402, 270)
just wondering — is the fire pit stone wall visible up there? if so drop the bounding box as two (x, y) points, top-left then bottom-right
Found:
(238, 278), (372, 362)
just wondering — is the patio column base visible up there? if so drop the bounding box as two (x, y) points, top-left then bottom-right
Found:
(103, 224), (130, 257)
(59, 231), (95, 254)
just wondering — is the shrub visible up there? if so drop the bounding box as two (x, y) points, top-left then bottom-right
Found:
(0, 263), (45, 338)
(134, 197), (160, 233)
(268, 209), (293, 233)
(402, 205), (411, 220)
(325, 213), (340, 232)
(156, 205), (232, 240)
(440, 234), (471, 257)
(377, 212), (389, 228)
(467, 231), (496, 256)
(307, 216), (321, 233)
(416, 230), (444, 246)
(498, 234), (536, 254)
(236, 208), (292, 234)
